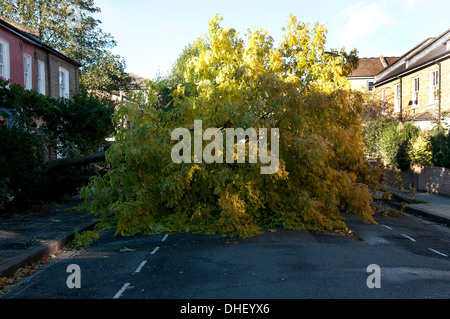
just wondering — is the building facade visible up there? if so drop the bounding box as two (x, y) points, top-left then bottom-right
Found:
(348, 56), (399, 93)
(374, 30), (450, 130)
(0, 16), (81, 127)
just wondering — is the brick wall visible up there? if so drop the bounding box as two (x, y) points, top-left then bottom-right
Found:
(374, 62), (449, 121)
(395, 165), (450, 196)
(401, 64), (440, 117)
(375, 78), (400, 118)
(34, 47), (79, 100)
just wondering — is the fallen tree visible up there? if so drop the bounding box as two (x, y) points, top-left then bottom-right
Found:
(46, 151), (106, 172)
(79, 15), (385, 238)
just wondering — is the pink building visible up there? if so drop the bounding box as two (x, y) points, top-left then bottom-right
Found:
(0, 16), (81, 127)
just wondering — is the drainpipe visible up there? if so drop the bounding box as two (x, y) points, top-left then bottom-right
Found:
(399, 76), (403, 122)
(46, 51), (51, 98)
(438, 61), (442, 126)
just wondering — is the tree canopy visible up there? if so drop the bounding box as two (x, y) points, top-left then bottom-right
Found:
(80, 14), (383, 237)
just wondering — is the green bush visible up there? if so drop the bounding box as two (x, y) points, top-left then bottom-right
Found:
(0, 127), (44, 215)
(430, 125), (450, 168)
(0, 77), (116, 214)
(377, 121), (419, 170)
(48, 91), (117, 157)
(1, 78), (116, 158)
(409, 132), (433, 166)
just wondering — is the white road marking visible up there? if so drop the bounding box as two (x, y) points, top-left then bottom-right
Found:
(401, 234), (416, 242)
(162, 234), (169, 242)
(113, 283), (130, 299)
(135, 260), (147, 273)
(428, 248), (448, 257)
(381, 224), (393, 230)
(151, 247), (160, 255)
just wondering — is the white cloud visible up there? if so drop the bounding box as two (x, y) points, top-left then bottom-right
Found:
(338, 2), (396, 47)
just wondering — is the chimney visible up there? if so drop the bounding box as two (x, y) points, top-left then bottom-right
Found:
(379, 55), (388, 68)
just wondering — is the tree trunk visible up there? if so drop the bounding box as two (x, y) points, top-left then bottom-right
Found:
(45, 151), (106, 172)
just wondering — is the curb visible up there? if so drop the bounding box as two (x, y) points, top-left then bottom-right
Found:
(0, 221), (96, 279)
(387, 200), (450, 227)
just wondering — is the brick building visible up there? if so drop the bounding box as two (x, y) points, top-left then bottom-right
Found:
(0, 16), (81, 127)
(374, 29), (450, 130)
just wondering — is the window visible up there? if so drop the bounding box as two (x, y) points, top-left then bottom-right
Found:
(394, 84), (401, 113)
(0, 38), (10, 80)
(367, 81), (375, 93)
(23, 54), (32, 90)
(37, 60), (46, 95)
(430, 69), (439, 103)
(412, 77), (419, 108)
(59, 67), (69, 99)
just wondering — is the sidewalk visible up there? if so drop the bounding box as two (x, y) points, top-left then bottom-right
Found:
(0, 197), (95, 279)
(387, 187), (450, 227)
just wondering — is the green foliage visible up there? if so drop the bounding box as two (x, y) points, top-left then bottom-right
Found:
(360, 94), (396, 157)
(409, 133), (433, 166)
(377, 121), (419, 171)
(0, 127), (44, 215)
(0, 78), (116, 157)
(168, 42), (204, 87)
(361, 117), (394, 157)
(80, 15), (381, 238)
(68, 229), (100, 249)
(430, 125), (450, 168)
(48, 90), (117, 157)
(0, 78), (116, 214)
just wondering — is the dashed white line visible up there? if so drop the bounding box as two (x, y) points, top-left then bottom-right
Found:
(428, 248), (448, 257)
(162, 234), (169, 242)
(151, 246), (160, 255)
(401, 234), (416, 242)
(113, 283), (130, 299)
(135, 260), (147, 273)
(381, 224), (393, 230)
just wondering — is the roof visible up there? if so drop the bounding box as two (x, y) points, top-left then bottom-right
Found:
(348, 56), (400, 77)
(375, 29), (450, 87)
(0, 16), (82, 67)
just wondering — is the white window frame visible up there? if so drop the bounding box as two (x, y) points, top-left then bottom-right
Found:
(37, 60), (46, 95)
(367, 81), (375, 93)
(0, 38), (10, 81)
(59, 67), (70, 99)
(23, 53), (32, 90)
(430, 69), (439, 104)
(412, 76), (420, 108)
(394, 83), (401, 113)
(382, 88), (387, 102)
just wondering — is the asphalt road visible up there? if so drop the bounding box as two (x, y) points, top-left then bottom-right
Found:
(3, 211), (450, 301)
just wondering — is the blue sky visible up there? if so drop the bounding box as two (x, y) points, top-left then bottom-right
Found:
(94, 0), (450, 80)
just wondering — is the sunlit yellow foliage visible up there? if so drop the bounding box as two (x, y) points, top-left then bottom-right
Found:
(80, 14), (382, 237)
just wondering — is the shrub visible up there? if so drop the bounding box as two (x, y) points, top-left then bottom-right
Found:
(378, 121), (419, 170)
(0, 127), (44, 215)
(0, 78), (116, 158)
(430, 125), (450, 168)
(409, 133), (433, 166)
(0, 77), (116, 213)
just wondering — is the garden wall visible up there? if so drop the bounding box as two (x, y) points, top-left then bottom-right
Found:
(396, 165), (450, 196)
